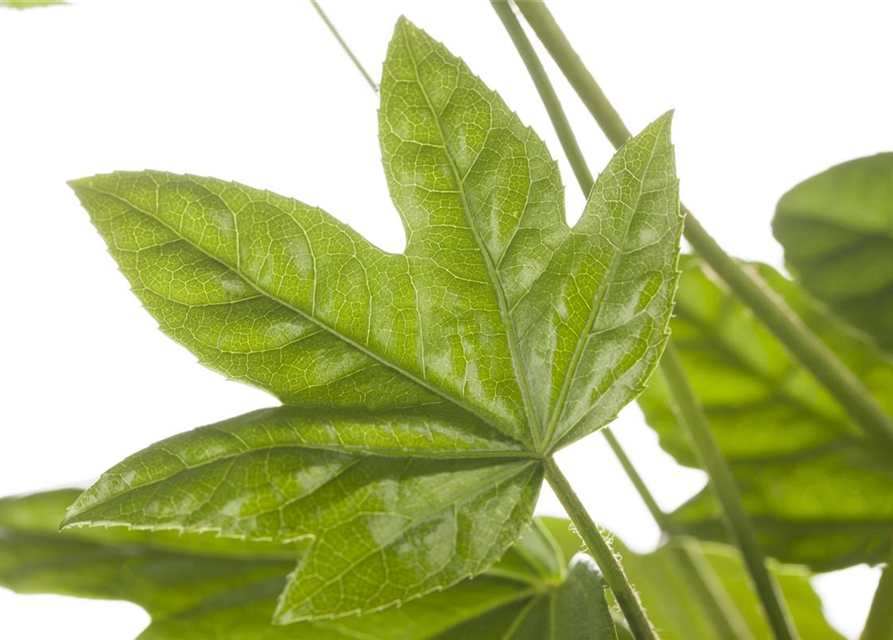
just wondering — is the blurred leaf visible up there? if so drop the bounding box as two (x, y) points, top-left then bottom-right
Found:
(774, 154), (893, 353)
(66, 15), (681, 624)
(2, 491), (617, 640)
(638, 257), (893, 570)
(540, 518), (844, 639)
(1, 0), (64, 9)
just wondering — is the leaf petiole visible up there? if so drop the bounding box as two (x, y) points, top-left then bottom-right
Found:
(544, 457), (659, 640)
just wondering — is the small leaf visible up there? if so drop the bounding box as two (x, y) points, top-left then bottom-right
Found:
(67, 16), (681, 621)
(638, 256), (893, 570)
(774, 154), (893, 353)
(3, 492), (617, 640)
(554, 554), (619, 640)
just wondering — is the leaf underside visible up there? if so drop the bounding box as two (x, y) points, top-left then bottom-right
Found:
(64, 16), (681, 623)
(774, 153), (893, 355)
(4, 491), (619, 640)
(638, 256), (893, 570)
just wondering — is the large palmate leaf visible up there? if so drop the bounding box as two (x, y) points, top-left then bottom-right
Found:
(65, 16), (681, 623)
(638, 256), (893, 570)
(2, 490), (617, 640)
(542, 518), (843, 640)
(774, 154), (893, 353)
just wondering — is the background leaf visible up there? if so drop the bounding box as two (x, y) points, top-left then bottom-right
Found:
(540, 518), (843, 640)
(3, 491), (617, 640)
(638, 256), (893, 570)
(774, 153), (893, 353)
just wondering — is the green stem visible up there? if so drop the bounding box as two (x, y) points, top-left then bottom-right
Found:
(861, 564), (893, 640)
(490, 0), (594, 193)
(545, 457), (659, 640)
(601, 429), (668, 530)
(492, 11), (752, 637)
(604, 430), (752, 639)
(659, 343), (798, 640)
(514, 0), (893, 451)
(311, 1), (379, 92)
(670, 539), (756, 640)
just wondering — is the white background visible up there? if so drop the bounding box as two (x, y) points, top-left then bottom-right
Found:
(1, 1), (892, 638)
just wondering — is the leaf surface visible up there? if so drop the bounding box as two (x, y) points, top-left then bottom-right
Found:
(61, 407), (543, 623)
(66, 16), (681, 622)
(774, 154), (893, 353)
(638, 257), (893, 570)
(3, 492), (617, 640)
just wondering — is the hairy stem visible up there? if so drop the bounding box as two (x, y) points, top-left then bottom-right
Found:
(311, 1), (379, 92)
(861, 564), (893, 640)
(659, 343), (799, 640)
(513, 0), (893, 451)
(544, 457), (659, 640)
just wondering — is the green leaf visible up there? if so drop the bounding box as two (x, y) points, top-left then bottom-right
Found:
(3, 492), (617, 640)
(61, 407), (544, 624)
(0, 490), (298, 618)
(774, 154), (893, 353)
(66, 16), (681, 622)
(540, 518), (844, 640)
(638, 256), (893, 570)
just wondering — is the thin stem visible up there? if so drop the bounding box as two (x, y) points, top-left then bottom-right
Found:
(492, 12), (752, 636)
(601, 429), (668, 531)
(311, 1), (379, 92)
(860, 564), (893, 640)
(490, 0), (594, 194)
(514, 0), (893, 451)
(544, 457), (659, 640)
(670, 539), (756, 640)
(659, 342), (798, 640)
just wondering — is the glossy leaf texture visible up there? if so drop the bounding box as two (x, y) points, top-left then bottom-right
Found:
(638, 256), (893, 570)
(3, 491), (618, 640)
(541, 518), (843, 640)
(774, 154), (893, 354)
(66, 16), (681, 622)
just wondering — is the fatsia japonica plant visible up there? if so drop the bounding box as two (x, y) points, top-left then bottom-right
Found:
(2, 2), (893, 640)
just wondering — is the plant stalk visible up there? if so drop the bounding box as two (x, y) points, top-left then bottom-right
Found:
(659, 343), (799, 640)
(513, 0), (893, 451)
(545, 457), (659, 640)
(311, 1), (379, 92)
(492, 10), (752, 638)
(605, 430), (752, 640)
(860, 564), (893, 640)
(601, 429), (668, 530)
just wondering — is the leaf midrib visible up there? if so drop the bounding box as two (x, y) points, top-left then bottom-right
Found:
(399, 22), (545, 452)
(542, 117), (669, 449)
(77, 181), (526, 450)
